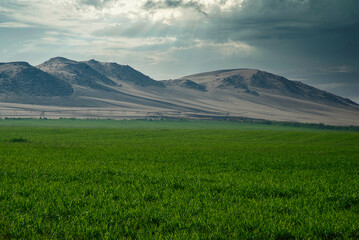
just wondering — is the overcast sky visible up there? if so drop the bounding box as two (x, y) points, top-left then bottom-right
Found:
(0, 0), (358, 102)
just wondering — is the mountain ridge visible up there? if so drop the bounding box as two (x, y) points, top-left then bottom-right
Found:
(0, 57), (358, 125)
(84, 59), (164, 87)
(37, 57), (118, 92)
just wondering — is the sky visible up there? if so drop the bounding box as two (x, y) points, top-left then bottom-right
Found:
(0, 0), (358, 102)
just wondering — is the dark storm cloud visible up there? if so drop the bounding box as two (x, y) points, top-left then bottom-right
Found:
(193, 0), (359, 41)
(188, 0), (359, 75)
(239, 0), (359, 70)
(101, 0), (359, 68)
(110, 0), (359, 48)
(97, 0), (359, 73)
(143, 0), (207, 15)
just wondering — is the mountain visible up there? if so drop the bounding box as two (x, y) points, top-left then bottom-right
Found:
(178, 69), (357, 107)
(162, 79), (207, 92)
(0, 62), (73, 96)
(0, 57), (358, 125)
(37, 57), (117, 92)
(84, 59), (164, 87)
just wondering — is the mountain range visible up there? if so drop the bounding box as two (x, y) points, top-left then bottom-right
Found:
(1, 57), (359, 125)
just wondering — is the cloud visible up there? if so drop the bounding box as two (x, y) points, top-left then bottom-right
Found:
(0, 6), (12, 12)
(81, 0), (116, 9)
(0, 21), (32, 28)
(143, 0), (207, 15)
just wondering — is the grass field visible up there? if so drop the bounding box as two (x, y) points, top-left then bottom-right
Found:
(1, 119), (359, 239)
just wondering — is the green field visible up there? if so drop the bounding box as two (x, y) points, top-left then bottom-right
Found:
(1, 119), (359, 239)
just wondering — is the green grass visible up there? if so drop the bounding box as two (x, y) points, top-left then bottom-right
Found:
(0, 118), (296, 130)
(0, 119), (359, 239)
(1, 118), (357, 131)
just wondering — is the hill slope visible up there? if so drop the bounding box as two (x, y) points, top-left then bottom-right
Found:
(0, 62), (73, 96)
